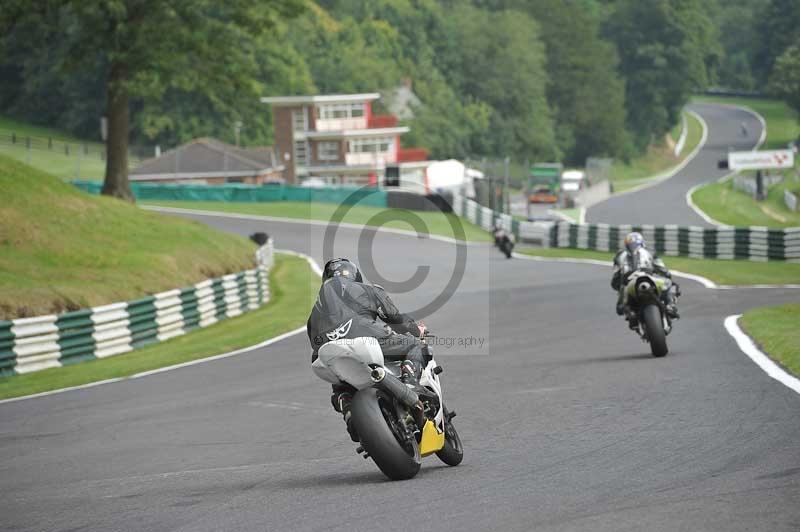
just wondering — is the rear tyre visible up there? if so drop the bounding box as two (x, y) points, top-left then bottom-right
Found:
(351, 388), (421, 480)
(642, 304), (668, 357)
(435, 411), (463, 466)
(501, 241), (513, 259)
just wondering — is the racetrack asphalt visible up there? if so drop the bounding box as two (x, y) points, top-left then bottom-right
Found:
(2, 201), (799, 531)
(587, 103), (764, 227)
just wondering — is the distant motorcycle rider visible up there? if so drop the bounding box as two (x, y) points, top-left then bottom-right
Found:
(611, 232), (680, 319)
(307, 258), (426, 439)
(492, 223), (505, 244)
(493, 223), (515, 258)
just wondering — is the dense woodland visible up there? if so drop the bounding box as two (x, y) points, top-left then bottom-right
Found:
(0, 0), (798, 180)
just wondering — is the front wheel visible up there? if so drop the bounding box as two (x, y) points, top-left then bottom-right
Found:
(436, 409), (464, 466)
(351, 388), (421, 480)
(642, 304), (668, 357)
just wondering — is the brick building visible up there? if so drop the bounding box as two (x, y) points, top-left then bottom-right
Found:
(261, 93), (426, 185)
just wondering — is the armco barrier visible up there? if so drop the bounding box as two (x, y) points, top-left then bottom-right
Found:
(450, 193), (800, 261)
(72, 181), (388, 208)
(785, 189), (798, 212)
(451, 193), (556, 244)
(546, 222), (800, 261)
(0, 242), (274, 377)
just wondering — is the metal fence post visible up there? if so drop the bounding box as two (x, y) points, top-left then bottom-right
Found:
(76, 144), (83, 179)
(504, 156), (510, 214)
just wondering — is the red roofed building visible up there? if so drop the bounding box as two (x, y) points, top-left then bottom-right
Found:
(261, 93), (426, 185)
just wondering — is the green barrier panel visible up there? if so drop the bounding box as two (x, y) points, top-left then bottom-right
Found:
(309, 187), (387, 207)
(283, 187), (312, 202)
(56, 309), (97, 365)
(256, 187), (286, 202)
(0, 321), (15, 376)
(72, 181), (388, 207)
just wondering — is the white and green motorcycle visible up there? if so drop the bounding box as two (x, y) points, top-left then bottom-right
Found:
(620, 248), (676, 358)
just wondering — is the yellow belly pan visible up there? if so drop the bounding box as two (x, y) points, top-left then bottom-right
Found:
(419, 420), (445, 456)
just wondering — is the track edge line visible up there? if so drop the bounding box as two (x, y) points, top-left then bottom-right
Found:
(724, 314), (800, 395)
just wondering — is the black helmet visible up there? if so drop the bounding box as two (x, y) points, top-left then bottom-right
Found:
(322, 258), (362, 283)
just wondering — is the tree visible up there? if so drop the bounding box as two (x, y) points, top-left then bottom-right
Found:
(434, 5), (557, 160)
(752, 0), (800, 84)
(705, 0), (767, 91)
(1, 1), (304, 200)
(769, 40), (800, 124)
(604, 0), (720, 151)
(519, 0), (629, 164)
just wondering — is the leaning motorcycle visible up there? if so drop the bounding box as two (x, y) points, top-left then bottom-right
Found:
(493, 230), (514, 259)
(621, 249), (674, 358)
(311, 332), (463, 480)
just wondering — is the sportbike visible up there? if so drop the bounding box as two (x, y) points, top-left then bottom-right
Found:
(312, 332), (463, 480)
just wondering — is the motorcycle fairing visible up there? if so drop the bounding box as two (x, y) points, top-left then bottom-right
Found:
(419, 420), (446, 455)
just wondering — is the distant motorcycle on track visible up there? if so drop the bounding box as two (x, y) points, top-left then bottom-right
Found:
(493, 226), (514, 259)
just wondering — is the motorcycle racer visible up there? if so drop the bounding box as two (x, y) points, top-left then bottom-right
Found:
(307, 258), (426, 440)
(611, 232), (680, 319)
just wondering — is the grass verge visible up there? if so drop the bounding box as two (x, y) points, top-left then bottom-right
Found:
(551, 208), (581, 222)
(0, 115), (111, 180)
(611, 111), (704, 193)
(0, 144), (107, 181)
(0, 155), (256, 319)
(691, 96), (799, 150)
(142, 200), (493, 242)
(517, 247), (800, 286)
(0, 253), (317, 400)
(740, 303), (800, 377)
(691, 178), (800, 228)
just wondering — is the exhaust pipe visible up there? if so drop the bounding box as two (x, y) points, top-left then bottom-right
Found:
(370, 367), (420, 408)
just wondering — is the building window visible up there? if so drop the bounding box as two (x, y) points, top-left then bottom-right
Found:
(318, 141), (339, 161)
(317, 102), (365, 120)
(294, 140), (309, 166)
(291, 108), (307, 131)
(350, 137), (393, 154)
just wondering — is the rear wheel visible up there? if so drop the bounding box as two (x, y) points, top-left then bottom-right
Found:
(351, 388), (421, 480)
(501, 241), (513, 259)
(436, 409), (463, 466)
(642, 304), (668, 357)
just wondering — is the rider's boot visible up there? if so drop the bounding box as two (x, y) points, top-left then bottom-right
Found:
(615, 291), (625, 316)
(400, 361), (426, 427)
(666, 303), (680, 320)
(331, 385), (358, 442)
(664, 287), (680, 320)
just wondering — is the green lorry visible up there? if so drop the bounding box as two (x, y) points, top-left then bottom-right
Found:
(527, 163), (562, 204)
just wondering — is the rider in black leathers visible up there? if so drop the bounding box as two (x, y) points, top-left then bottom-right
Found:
(307, 258), (426, 439)
(612, 232), (680, 319)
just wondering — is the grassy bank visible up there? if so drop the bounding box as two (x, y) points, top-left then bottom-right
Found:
(691, 178), (800, 228)
(611, 110), (704, 193)
(0, 253), (318, 400)
(142, 200), (493, 242)
(0, 156), (257, 319)
(740, 303), (800, 377)
(517, 247), (800, 286)
(692, 96), (799, 150)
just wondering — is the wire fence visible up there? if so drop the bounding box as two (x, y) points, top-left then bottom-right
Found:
(0, 129), (155, 180)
